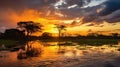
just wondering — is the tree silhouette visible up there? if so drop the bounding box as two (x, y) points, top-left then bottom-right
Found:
(0, 32), (3, 39)
(17, 21), (42, 36)
(41, 32), (52, 38)
(55, 24), (66, 38)
(111, 33), (119, 38)
(4, 29), (25, 40)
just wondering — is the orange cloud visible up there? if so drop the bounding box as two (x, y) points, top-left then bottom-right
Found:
(1, 9), (120, 36)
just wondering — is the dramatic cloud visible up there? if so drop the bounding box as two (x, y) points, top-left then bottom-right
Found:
(83, 0), (120, 23)
(0, 0), (110, 20)
(54, 0), (91, 9)
(99, 0), (120, 16)
(0, 0), (57, 10)
(95, 9), (120, 23)
(0, 0), (120, 33)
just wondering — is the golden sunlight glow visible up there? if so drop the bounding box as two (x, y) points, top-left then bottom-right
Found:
(6, 9), (120, 36)
(44, 24), (58, 33)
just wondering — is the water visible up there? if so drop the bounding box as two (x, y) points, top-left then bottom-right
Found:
(0, 40), (120, 67)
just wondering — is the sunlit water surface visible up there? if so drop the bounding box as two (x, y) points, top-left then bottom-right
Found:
(0, 41), (120, 67)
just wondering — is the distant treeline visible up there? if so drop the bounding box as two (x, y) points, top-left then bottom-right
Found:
(0, 28), (120, 41)
(0, 21), (120, 41)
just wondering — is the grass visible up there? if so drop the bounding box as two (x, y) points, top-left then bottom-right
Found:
(72, 39), (120, 46)
(40, 38), (120, 46)
(0, 38), (119, 50)
(0, 39), (18, 50)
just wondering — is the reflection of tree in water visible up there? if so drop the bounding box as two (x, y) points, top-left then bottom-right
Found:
(57, 42), (66, 54)
(17, 41), (43, 59)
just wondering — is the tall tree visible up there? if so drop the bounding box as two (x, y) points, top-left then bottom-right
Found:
(55, 24), (66, 38)
(17, 21), (42, 36)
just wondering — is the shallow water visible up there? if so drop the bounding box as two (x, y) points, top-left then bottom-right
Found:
(0, 40), (120, 67)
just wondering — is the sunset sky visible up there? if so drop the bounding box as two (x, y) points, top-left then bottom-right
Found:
(0, 0), (120, 36)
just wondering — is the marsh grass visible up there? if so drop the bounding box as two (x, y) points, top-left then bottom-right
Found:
(41, 39), (120, 46)
(0, 39), (119, 50)
(0, 39), (18, 49)
(72, 39), (120, 46)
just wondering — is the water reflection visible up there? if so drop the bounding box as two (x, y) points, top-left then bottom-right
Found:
(0, 40), (120, 67)
(17, 40), (120, 60)
(17, 41), (84, 59)
(17, 41), (43, 59)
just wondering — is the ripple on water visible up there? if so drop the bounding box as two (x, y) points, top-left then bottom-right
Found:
(0, 41), (120, 67)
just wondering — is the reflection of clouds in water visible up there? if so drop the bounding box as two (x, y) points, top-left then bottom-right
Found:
(18, 41), (120, 59)
(64, 50), (83, 58)
(87, 45), (119, 53)
(1, 41), (120, 67)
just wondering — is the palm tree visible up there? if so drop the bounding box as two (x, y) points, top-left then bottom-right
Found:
(55, 24), (66, 38)
(17, 21), (43, 36)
